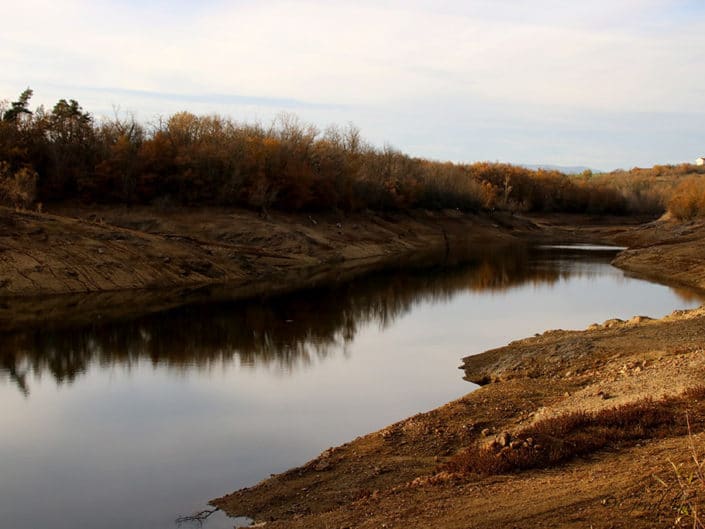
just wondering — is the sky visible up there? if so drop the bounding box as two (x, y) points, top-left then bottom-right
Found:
(2, 0), (705, 170)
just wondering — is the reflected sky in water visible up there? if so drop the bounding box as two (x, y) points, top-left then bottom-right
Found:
(0, 245), (703, 529)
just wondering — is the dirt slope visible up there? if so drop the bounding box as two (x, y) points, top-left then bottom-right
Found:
(0, 206), (520, 299)
(613, 217), (705, 292)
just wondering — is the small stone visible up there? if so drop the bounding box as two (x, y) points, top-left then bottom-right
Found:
(497, 432), (512, 447)
(509, 440), (523, 449)
(597, 390), (612, 400)
(481, 428), (491, 437)
(314, 460), (331, 471)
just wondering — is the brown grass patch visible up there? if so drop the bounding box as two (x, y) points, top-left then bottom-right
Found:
(446, 388), (705, 476)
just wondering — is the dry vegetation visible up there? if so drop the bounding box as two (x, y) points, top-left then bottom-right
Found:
(3, 88), (702, 216)
(584, 164), (705, 220)
(446, 388), (705, 477)
(668, 177), (705, 220)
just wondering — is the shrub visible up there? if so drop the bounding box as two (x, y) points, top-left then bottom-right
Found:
(668, 177), (705, 220)
(0, 162), (37, 208)
(446, 390), (705, 477)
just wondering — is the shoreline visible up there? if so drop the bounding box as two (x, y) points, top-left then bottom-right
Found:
(4, 203), (705, 527)
(209, 216), (705, 528)
(0, 205), (646, 330)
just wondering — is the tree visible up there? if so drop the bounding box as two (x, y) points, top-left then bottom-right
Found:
(3, 88), (33, 122)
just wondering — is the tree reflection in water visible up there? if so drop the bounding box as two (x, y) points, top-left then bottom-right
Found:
(0, 245), (633, 395)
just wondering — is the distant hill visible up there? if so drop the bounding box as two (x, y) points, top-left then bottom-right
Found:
(522, 164), (597, 175)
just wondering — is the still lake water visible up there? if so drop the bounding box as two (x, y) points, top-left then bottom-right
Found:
(1, 244), (703, 529)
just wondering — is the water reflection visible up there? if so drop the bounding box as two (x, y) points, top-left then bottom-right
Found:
(2, 243), (704, 529)
(1, 244), (699, 396)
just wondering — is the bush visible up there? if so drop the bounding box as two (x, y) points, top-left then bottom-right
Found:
(0, 162), (37, 208)
(668, 177), (705, 220)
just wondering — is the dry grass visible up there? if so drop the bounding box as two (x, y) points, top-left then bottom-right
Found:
(651, 415), (705, 528)
(446, 388), (705, 477)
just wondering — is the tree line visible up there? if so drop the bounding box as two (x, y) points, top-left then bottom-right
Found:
(1, 88), (700, 216)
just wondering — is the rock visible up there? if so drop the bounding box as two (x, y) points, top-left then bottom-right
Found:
(314, 460), (331, 471)
(481, 428), (491, 437)
(497, 431), (512, 447)
(509, 440), (523, 450)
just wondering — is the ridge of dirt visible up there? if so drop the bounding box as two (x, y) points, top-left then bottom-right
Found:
(0, 206), (523, 297)
(613, 218), (705, 292)
(0, 205), (522, 330)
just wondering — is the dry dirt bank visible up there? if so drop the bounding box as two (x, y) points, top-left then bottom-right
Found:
(0, 205), (527, 330)
(612, 217), (705, 292)
(0, 206), (655, 331)
(212, 216), (705, 528)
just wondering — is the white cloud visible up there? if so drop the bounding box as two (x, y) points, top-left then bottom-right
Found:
(2, 0), (705, 167)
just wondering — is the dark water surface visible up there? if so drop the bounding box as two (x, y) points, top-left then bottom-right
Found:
(1, 245), (703, 529)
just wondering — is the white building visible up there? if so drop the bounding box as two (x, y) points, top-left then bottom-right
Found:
(696, 157), (705, 166)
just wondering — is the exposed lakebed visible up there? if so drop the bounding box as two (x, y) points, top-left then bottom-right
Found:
(1, 244), (703, 529)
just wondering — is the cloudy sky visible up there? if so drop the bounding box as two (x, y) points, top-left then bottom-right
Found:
(2, 0), (705, 170)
